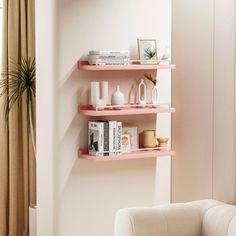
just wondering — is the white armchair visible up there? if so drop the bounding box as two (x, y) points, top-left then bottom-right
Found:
(114, 200), (236, 236)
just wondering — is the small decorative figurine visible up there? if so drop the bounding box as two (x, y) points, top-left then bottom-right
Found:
(90, 81), (108, 108)
(111, 85), (125, 108)
(157, 137), (169, 149)
(144, 73), (158, 107)
(138, 79), (147, 107)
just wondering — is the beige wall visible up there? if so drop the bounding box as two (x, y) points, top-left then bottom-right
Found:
(36, 0), (57, 235)
(172, 0), (236, 203)
(37, 0), (172, 235)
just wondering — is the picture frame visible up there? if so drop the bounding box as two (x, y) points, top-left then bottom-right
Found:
(137, 39), (158, 64)
(122, 134), (131, 152)
(122, 127), (138, 150)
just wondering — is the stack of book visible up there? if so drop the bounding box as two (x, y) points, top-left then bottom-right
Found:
(88, 121), (122, 156)
(88, 50), (130, 66)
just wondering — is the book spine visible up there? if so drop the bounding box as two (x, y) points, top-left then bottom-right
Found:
(109, 121), (117, 155)
(98, 122), (104, 156)
(116, 122), (122, 154)
(103, 122), (109, 156)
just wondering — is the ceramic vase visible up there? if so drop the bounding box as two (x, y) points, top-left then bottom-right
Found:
(142, 130), (157, 148)
(152, 85), (158, 107)
(111, 85), (125, 108)
(138, 79), (147, 107)
(161, 46), (171, 62)
(90, 81), (108, 108)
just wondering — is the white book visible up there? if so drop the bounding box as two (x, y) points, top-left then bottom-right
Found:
(88, 122), (104, 156)
(88, 57), (129, 66)
(109, 121), (117, 155)
(116, 122), (122, 154)
(88, 54), (130, 60)
(89, 50), (129, 56)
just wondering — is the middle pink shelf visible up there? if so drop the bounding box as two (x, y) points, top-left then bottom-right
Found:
(79, 105), (175, 117)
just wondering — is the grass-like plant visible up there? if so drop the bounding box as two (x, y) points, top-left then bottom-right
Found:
(0, 57), (36, 154)
(144, 47), (157, 60)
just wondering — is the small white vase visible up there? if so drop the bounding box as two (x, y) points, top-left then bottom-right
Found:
(111, 85), (125, 108)
(91, 81), (108, 108)
(138, 79), (147, 107)
(152, 85), (158, 107)
(161, 46), (171, 62)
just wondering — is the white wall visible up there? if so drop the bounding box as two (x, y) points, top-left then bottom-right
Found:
(36, 0), (57, 235)
(172, 0), (236, 203)
(37, 0), (172, 235)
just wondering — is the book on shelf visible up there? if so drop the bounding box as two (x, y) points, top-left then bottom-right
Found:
(89, 50), (129, 57)
(98, 120), (109, 156)
(116, 122), (122, 154)
(109, 121), (117, 155)
(88, 122), (104, 156)
(88, 120), (123, 156)
(88, 50), (130, 65)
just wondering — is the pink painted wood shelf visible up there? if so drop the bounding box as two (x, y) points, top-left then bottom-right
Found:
(79, 105), (175, 117)
(78, 149), (175, 161)
(78, 60), (176, 71)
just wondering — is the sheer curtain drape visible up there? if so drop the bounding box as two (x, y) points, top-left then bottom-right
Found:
(0, 0), (35, 235)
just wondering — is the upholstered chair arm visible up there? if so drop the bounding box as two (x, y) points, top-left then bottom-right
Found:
(114, 203), (202, 236)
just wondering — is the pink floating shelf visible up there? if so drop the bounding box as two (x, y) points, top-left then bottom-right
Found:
(78, 60), (176, 71)
(79, 105), (175, 117)
(78, 149), (175, 161)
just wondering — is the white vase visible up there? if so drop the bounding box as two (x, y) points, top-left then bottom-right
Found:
(91, 81), (108, 108)
(111, 85), (125, 108)
(138, 79), (147, 107)
(161, 46), (171, 61)
(152, 85), (158, 107)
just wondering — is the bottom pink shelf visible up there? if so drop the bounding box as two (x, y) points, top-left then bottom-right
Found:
(78, 149), (175, 161)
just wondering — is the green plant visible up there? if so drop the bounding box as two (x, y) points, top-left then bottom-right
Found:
(0, 57), (36, 154)
(144, 47), (157, 60)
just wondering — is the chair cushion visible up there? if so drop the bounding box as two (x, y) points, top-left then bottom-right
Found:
(115, 203), (202, 236)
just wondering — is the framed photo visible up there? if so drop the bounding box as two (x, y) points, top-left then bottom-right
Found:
(138, 39), (158, 64)
(122, 134), (131, 152)
(122, 127), (138, 150)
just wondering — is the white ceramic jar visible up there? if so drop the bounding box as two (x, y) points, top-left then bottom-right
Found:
(111, 85), (125, 107)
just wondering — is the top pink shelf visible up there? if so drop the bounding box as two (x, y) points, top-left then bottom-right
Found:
(78, 60), (176, 71)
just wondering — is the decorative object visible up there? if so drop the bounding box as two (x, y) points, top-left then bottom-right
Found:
(128, 84), (137, 104)
(111, 85), (125, 108)
(157, 137), (169, 149)
(122, 134), (131, 152)
(144, 73), (159, 107)
(160, 46), (171, 63)
(90, 81), (108, 108)
(152, 85), (159, 107)
(138, 39), (158, 64)
(144, 73), (157, 85)
(142, 130), (158, 148)
(138, 79), (147, 107)
(122, 127), (138, 150)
